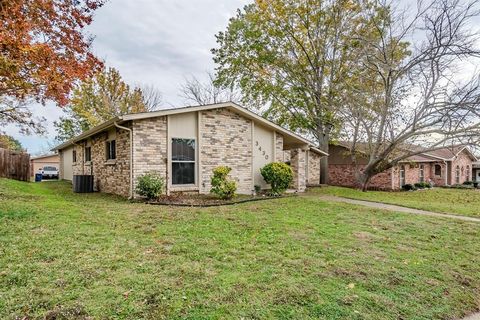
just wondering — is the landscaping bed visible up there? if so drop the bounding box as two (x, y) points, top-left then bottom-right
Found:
(148, 192), (293, 207)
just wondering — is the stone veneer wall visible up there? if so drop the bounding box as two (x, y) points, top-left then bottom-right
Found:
(72, 126), (131, 197)
(132, 117), (167, 194)
(275, 133), (284, 162)
(59, 150), (64, 180)
(290, 148), (306, 192)
(199, 108), (253, 194)
(307, 151), (321, 186)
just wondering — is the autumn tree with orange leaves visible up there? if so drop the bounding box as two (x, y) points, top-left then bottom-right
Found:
(0, 0), (105, 134)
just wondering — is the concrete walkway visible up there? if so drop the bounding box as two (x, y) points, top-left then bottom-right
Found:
(312, 194), (480, 223)
(463, 313), (480, 320)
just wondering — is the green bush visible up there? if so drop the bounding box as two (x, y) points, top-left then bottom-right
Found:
(402, 184), (416, 191)
(414, 182), (432, 189)
(463, 181), (473, 185)
(260, 162), (293, 195)
(135, 172), (165, 200)
(210, 166), (237, 199)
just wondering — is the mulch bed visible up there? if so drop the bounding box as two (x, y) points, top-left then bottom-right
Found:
(146, 193), (296, 207)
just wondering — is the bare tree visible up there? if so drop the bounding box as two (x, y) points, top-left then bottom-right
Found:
(180, 72), (241, 106)
(138, 84), (163, 111)
(341, 0), (480, 190)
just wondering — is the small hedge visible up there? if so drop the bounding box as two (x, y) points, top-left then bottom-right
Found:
(210, 166), (237, 200)
(463, 181), (473, 185)
(136, 172), (165, 200)
(414, 182), (432, 189)
(402, 184), (416, 191)
(260, 162), (293, 195)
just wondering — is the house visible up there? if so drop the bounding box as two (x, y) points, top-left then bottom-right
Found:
(52, 102), (327, 198)
(328, 143), (477, 190)
(30, 154), (60, 178)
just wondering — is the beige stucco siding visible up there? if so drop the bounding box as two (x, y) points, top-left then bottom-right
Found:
(61, 146), (74, 181)
(253, 124), (274, 188)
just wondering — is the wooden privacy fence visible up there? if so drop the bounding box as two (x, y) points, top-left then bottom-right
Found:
(0, 148), (30, 182)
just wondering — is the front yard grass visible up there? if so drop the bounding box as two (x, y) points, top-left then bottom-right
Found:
(1, 178), (480, 319)
(311, 185), (480, 217)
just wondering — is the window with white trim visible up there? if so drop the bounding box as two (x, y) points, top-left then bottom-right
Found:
(419, 164), (424, 183)
(172, 138), (195, 185)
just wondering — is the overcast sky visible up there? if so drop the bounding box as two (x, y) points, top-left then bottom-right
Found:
(6, 0), (249, 154)
(5, 0), (480, 154)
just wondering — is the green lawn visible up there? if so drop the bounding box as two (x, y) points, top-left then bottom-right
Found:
(311, 186), (480, 217)
(1, 178), (480, 319)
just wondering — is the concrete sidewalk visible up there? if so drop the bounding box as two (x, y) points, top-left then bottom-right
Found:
(311, 194), (480, 223)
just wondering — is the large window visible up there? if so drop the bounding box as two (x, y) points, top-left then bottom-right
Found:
(419, 164), (424, 183)
(106, 140), (116, 160)
(434, 164), (442, 176)
(172, 138), (195, 185)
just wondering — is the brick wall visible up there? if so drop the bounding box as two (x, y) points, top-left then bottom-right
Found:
(450, 150), (473, 184)
(132, 117), (168, 194)
(199, 108), (253, 194)
(291, 148), (306, 192)
(307, 151), (321, 186)
(329, 164), (392, 190)
(72, 126), (131, 197)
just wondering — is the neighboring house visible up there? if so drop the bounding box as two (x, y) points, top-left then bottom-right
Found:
(30, 154), (60, 177)
(53, 102), (327, 198)
(328, 143), (477, 190)
(473, 162), (480, 182)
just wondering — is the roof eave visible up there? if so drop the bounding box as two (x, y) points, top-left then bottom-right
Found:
(52, 116), (122, 151)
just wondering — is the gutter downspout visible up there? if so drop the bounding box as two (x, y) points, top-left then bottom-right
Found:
(114, 122), (133, 199)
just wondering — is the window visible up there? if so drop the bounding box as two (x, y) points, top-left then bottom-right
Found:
(172, 138), (195, 185)
(73, 150), (77, 163)
(85, 146), (92, 162)
(106, 140), (116, 160)
(455, 165), (460, 184)
(466, 165), (470, 181)
(434, 164), (442, 176)
(419, 164), (424, 183)
(400, 165), (406, 187)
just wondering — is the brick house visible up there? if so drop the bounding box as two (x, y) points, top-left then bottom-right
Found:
(328, 143), (477, 190)
(53, 102), (327, 198)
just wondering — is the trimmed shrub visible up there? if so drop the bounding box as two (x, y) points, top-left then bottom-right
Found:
(260, 162), (293, 195)
(254, 184), (261, 193)
(414, 182), (432, 189)
(210, 166), (237, 200)
(402, 184), (416, 191)
(135, 172), (165, 200)
(463, 181), (473, 185)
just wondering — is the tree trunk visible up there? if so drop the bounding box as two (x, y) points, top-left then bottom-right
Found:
(318, 133), (329, 184)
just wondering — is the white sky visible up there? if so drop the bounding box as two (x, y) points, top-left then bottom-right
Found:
(5, 0), (249, 154)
